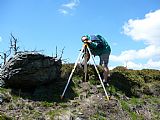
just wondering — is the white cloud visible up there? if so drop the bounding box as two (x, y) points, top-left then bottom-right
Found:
(111, 9), (160, 70)
(58, 9), (69, 15)
(62, 0), (80, 9)
(110, 45), (160, 62)
(146, 59), (160, 68)
(59, 0), (80, 15)
(126, 61), (144, 70)
(123, 9), (160, 46)
(125, 59), (160, 70)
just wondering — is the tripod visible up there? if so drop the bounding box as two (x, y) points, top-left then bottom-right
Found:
(61, 42), (109, 100)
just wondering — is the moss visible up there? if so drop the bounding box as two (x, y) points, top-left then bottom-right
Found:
(120, 100), (130, 112)
(130, 112), (139, 120)
(107, 85), (116, 96)
(110, 67), (160, 97)
(91, 113), (106, 120)
(0, 113), (12, 120)
(41, 101), (54, 107)
(129, 97), (143, 105)
(120, 99), (145, 120)
(47, 109), (67, 119)
(0, 88), (11, 94)
(89, 78), (100, 85)
(58, 102), (68, 108)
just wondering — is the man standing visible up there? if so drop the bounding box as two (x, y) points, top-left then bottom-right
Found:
(81, 34), (111, 84)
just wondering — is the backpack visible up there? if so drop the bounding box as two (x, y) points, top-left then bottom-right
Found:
(90, 35), (105, 49)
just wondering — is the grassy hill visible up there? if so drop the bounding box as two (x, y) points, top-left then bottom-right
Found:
(0, 64), (160, 120)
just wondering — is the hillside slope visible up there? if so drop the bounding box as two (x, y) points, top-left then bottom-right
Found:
(0, 65), (160, 120)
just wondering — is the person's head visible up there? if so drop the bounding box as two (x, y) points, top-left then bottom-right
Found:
(81, 36), (89, 42)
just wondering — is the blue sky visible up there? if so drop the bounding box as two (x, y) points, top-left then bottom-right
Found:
(0, 0), (160, 70)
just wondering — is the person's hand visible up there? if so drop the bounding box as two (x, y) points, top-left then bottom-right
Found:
(86, 40), (91, 43)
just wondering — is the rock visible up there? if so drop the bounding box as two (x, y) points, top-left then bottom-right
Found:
(0, 79), (5, 87)
(75, 117), (84, 120)
(0, 94), (3, 104)
(0, 52), (61, 89)
(0, 71), (5, 87)
(53, 111), (72, 120)
(0, 92), (11, 104)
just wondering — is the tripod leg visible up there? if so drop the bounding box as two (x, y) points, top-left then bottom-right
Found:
(86, 46), (109, 100)
(61, 45), (85, 99)
(84, 45), (88, 82)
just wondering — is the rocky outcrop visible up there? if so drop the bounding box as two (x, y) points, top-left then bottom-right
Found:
(0, 52), (61, 89)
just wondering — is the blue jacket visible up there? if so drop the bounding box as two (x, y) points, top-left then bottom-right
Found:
(85, 35), (111, 56)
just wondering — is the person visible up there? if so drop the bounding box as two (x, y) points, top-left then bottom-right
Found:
(81, 34), (111, 84)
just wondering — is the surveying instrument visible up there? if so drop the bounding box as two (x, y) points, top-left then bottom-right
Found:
(61, 41), (109, 100)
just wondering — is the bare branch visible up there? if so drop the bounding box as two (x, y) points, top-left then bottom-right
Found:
(55, 46), (58, 58)
(60, 47), (65, 59)
(0, 50), (11, 65)
(10, 33), (19, 55)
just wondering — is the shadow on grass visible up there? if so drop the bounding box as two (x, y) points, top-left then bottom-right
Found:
(10, 79), (77, 103)
(110, 72), (133, 97)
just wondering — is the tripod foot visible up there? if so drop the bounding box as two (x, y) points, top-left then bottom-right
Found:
(60, 95), (64, 99)
(105, 96), (110, 101)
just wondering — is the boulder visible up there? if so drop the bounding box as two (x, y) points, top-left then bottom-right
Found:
(0, 52), (61, 89)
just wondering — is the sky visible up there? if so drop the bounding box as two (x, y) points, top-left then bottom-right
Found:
(0, 0), (160, 70)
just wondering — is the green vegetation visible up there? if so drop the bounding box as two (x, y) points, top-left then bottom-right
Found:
(0, 65), (159, 119)
(110, 66), (160, 97)
(0, 113), (12, 120)
(47, 109), (65, 118)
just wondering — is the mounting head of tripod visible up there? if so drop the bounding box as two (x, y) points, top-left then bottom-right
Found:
(83, 40), (92, 47)
(83, 40), (89, 43)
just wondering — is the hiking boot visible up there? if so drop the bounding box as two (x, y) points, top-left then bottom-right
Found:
(103, 79), (109, 86)
(103, 79), (107, 83)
